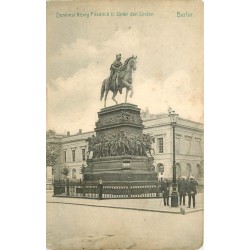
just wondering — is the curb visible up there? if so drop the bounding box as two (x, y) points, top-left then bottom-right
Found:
(47, 200), (204, 214)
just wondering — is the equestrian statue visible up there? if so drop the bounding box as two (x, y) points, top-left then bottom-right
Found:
(100, 54), (137, 107)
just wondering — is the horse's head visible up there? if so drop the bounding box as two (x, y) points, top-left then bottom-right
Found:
(129, 55), (137, 71)
(121, 56), (137, 72)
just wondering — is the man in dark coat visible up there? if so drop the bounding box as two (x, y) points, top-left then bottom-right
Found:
(161, 178), (170, 206)
(109, 54), (123, 88)
(187, 176), (197, 208)
(97, 177), (103, 200)
(178, 176), (188, 206)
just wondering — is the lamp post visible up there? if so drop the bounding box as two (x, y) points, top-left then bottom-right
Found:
(168, 107), (179, 207)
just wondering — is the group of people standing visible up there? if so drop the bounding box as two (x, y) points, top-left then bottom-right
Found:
(161, 176), (198, 208)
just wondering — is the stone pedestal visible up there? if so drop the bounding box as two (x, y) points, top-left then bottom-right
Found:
(84, 155), (156, 181)
(95, 103), (144, 137)
(85, 103), (157, 182)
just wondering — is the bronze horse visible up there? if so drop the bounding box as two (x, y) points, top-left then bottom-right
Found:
(100, 56), (137, 107)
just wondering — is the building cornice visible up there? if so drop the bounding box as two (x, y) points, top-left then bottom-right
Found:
(62, 139), (90, 144)
(144, 123), (203, 133)
(142, 115), (203, 125)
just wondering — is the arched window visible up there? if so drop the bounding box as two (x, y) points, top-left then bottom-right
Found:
(157, 163), (164, 173)
(72, 168), (76, 179)
(157, 163), (164, 181)
(186, 163), (192, 178)
(196, 164), (203, 178)
(176, 163), (181, 177)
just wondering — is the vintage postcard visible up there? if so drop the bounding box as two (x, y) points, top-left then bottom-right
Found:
(46, 0), (204, 249)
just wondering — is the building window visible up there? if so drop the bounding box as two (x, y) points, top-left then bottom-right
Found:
(185, 139), (191, 154)
(63, 151), (67, 163)
(157, 163), (164, 173)
(157, 138), (164, 153)
(176, 163), (181, 177)
(186, 163), (192, 178)
(196, 164), (203, 178)
(176, 138), (180, 154)
(72, 168), (76, 179)
(82, 148), (86, 161)
(196, 141), (202, 156)
(72, 149), (76, 162)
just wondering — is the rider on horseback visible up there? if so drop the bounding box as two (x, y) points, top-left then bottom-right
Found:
(109, 54), (123, 90)
(101, 55), (136, 107)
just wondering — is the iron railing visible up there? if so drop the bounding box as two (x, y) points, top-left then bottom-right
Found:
(53, 178), (203, 198)
(53, 179), (161, 198)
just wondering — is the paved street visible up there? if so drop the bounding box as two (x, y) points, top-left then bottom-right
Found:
(47, 192), (203, 250)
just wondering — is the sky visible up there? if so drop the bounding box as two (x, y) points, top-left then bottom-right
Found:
(47, 0), (203, 134)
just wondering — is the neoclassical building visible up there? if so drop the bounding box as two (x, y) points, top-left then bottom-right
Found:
(140, 109), (203, 183)
(46, 109), (203, 188)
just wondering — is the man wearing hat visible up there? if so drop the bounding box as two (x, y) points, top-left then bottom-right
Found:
(110, 54), (123, 89)
(187, 176), (197, 208)
(97, 177), (103, 200)
(161, 178), (170, 206)
(178, 176), (188, 206)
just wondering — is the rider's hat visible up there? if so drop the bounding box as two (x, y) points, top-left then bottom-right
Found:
(116, 54), (121, 58)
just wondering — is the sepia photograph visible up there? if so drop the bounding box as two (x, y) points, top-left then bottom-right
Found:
(46, 0), (204, 249)
(3, 0), (250, 250)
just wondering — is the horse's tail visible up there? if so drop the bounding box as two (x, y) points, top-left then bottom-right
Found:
(100, 80), (106, 101)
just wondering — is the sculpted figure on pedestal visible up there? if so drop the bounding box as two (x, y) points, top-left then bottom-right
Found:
(86, 130), (155, 159)
(100, 55), (137, 107)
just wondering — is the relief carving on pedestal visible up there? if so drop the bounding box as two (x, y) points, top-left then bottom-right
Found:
(96, 110), (143, 128)
(86, 131), (155, 159)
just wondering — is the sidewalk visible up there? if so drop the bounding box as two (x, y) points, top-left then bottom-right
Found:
(47, 191), (204, 214)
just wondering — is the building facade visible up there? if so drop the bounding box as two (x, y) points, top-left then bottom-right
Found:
(46, 110), (204, 187)
(141, 110), (203, 183)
